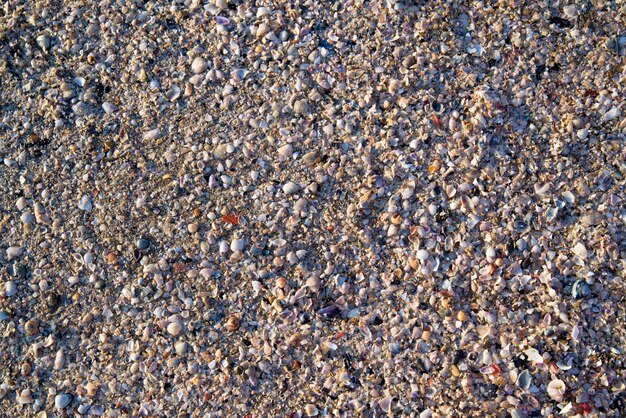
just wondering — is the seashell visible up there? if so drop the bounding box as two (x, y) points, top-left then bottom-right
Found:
(167, 321), (183, 336)
(55, 394), (72, 409)
(226, 315), (241, 331)
(78, 194), (93, 211)
(54, 349), (65, 370)
(601, 106), (621, 123)
(6, 246), (24, 260)
(191, 57), (208, 74)
(318, 305), (341, 318)
(431, 100), (444, 114)
(17, 388), (34, 404)
(524, 347), (543, 363)
(277, 144), (293, 157)
(166, 84), (181, 102)
(294, 99), (310, 115)
(231, 68), (248, 82)
(571, 279), (591, 299)
(143, 128), (162, 141)
(230, 238), (244, 252)
(283, 181), (300, 195)
(88, 405), (104, 415)
(301, 151), (318, 165)
(517, 370), (532, 390)
(36, 34), (50, 50)
(572, 242), (588, 259)
(547, 379), (566, 402)
(378, 396), (392, 413)
(256, 23), (270, 38)
(305, 404), (318, 416)
(416, 249), (429, 262)
(25, 319), (39, 336)
(214, 16), (230, 25)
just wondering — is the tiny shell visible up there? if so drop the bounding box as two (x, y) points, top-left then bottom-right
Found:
(294, 99), (310, 115)
(524, 347), (543, 363)
(571, 280), (591, 299)
(547, 379), (566, 401)
(283, 182), (300, 195)
(226, 315), (241, 331)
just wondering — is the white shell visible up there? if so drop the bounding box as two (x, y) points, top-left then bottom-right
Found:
(102, 102), (117, 114)
(416, 249), (429, 262)
(230, 238), (245, 252)
(572, 242), (588, 259)
(143, 128), (162, 141)
(277, 144), (293, 157)
(547, 379), (566, 401)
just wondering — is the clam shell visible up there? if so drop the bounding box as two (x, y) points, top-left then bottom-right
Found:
(517, 370), (532, 390)
(547, 379), (566, 401)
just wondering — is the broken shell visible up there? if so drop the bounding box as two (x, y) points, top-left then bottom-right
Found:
(571, 279), (591, 299)
(547, 379), (566, 402)
(17, 388), (34, 404)
(294, 99), (310, 115)
(431, 100), (444, 114)
(517, 370), (532, 390)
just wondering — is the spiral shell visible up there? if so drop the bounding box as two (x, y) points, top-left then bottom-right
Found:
(547, 379), (566, 401)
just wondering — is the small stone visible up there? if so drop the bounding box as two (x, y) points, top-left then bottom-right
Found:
(102, 102), (118, 114)
(576, 128), (589, 139)
(6, 246), (24, 260)
(191, 57), (208, 74)
(188, 223), (198, 233)
(167, 321), (183, 336)
(54, 394), (72, 409)
(283, 181), (300, 195)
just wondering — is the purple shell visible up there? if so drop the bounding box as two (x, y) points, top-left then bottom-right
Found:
(215, 16), (230, 25)
(318, 305), (341, 318)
